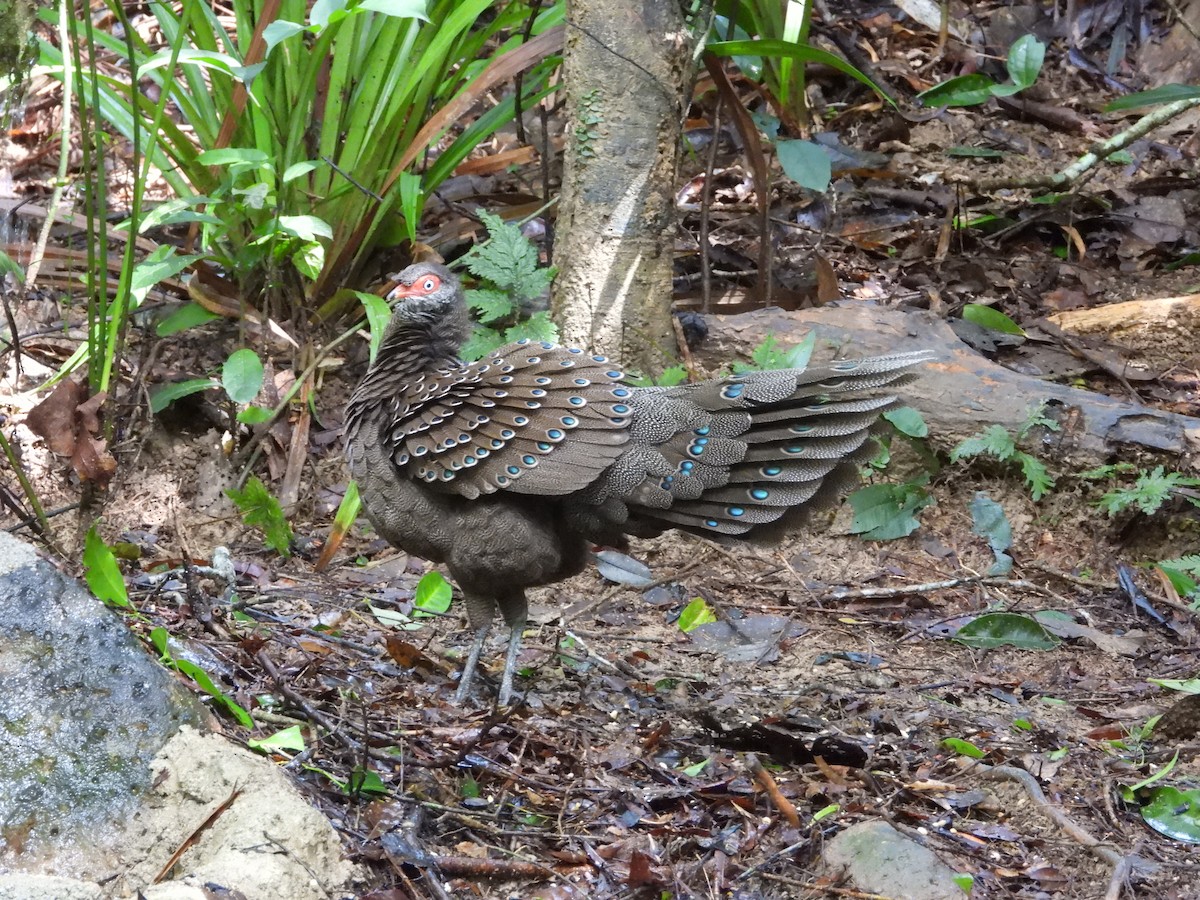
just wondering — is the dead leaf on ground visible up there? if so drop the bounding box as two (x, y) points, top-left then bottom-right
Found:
(25, 379), (117, 486)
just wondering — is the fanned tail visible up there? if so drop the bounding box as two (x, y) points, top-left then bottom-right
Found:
(595, 350), (932, 537)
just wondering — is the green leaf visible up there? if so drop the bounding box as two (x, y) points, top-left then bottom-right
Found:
(133, 197), (223, 232)
(655, 364), (689, 387)
(812, 804), (840, 823)
(466, 288), (517, 324)
(131, 246), (204, 304)
(962, 303), (1024, 335)
(281, 160), (322, 182)
(970, 493), (1013, 576)
(1005, 35), (1045, 89)
(1149, 678), (1200, 694)
(462, 210), (555, 303)
(346, 766), (388, 796)
(917, 73), (998, 108)
(942, 737), (986, 759)
(679, 597), (717, 632)
(776, 139), (832, 192)
(292, 241), (325, 280)
(1017, 453), (1055, 501)
(413, 571), (452, 617)
(83, 524), (130, 608)
(262, 20), (306, 55)
(460, 327), (508, 362)
(237, 405), (274, 425)
(197, 147), (271, 167)
(1137, 785), (1200, 843)
(737, 332), (815, 372)
(248, 725), (306, 753)
(848, 482), (932, 540)
(276, 215), (333, 241)
(0, 249), (25, 283)
(883, 406), (927, 438)
(332, 479), (361, 535)
(707, 39), (891, 105)
(397, 170), (423, 245)
(358, 0), (429, 18)
(174, 657), (255, 727)
(951, 424), (1017, 463)
(681, 758), (709, 777)
(954, 613), (1059, 650)
(1104, 83), (1200, 111)
(222, 349), (264, 404)
(352, 290), (392, 364)
(150, 378), (217, 414)
(226, 476), (292, 556)
(1155, 567), (1198, 604)
(156, 302), (221, 337)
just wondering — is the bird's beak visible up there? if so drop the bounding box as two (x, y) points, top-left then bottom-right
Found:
(387, 283), (418, 301)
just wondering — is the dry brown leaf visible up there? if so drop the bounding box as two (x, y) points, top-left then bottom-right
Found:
(25, 379), (117, 486)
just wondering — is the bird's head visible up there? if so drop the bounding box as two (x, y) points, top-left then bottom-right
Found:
(387, 262), (462, 324)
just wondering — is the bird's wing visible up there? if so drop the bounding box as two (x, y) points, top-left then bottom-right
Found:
(383, 340), (633, 499)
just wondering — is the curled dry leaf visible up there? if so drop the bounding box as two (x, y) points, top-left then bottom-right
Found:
(25, 379), (118, 486)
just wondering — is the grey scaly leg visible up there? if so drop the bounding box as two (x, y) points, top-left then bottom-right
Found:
(455, 622), (492, 703)
(498, 620), (526, 706)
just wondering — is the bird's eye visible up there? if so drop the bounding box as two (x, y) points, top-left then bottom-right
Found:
(422, 276), (439, 292)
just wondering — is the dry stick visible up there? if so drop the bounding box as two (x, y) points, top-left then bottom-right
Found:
(153, 787), (243, 883)
(747, 753), (801, 827)
(969, 762), (1136, 882)
(702, 52), (772, 306)
(510, 0), (544, 147)
(958, 96), (1200, 193)
(563, 628), (639, 679)
(698, 56), (725, 314)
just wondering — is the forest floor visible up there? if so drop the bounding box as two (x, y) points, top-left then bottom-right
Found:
(3, 6), (1200, 900)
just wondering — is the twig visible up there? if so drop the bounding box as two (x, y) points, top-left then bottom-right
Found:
(153, 787), (243, 883)
(563, 628), (639, 678)
(511, 0), (544, 146)
(747, 753), (800, 827)
(957, 96), (1200, 192)
(967, 760), (1149, 887)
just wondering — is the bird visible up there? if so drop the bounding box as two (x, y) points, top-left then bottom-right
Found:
(345, 261), (930, 705)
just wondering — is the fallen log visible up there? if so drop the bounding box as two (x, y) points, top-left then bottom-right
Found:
(692, 304), (1200, 469)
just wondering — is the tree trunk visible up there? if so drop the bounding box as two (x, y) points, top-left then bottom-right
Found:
(551, 0), (697, 377)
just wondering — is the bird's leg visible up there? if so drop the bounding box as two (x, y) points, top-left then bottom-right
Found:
(498, 617), (526, 706)
(497, 590), (529, 706)
(454, 621), (492, 703)
(454, 592), (498, 703)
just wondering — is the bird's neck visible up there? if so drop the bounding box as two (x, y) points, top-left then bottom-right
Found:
(375, 308), (470, 377)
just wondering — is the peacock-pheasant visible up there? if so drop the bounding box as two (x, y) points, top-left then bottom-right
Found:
(346, 262), (930, 704)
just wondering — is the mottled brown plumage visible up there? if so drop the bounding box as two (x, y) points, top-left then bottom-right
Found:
(346, 262), (929, 703)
